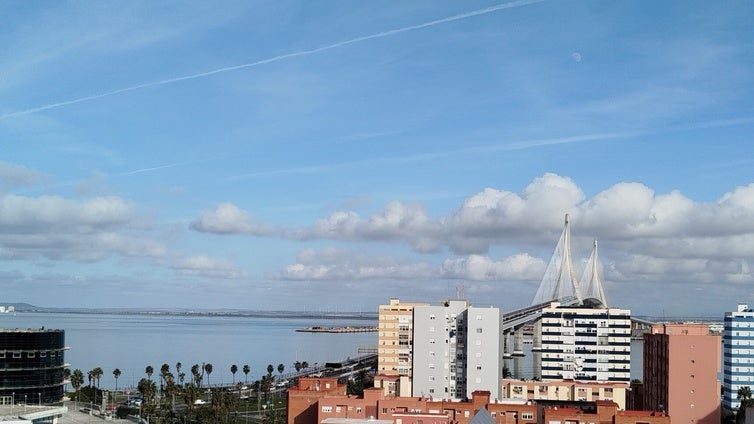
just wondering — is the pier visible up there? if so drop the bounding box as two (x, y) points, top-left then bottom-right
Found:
(296, 326), (377, 333)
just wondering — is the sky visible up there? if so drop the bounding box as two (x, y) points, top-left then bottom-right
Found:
(1, 0), (753, 317)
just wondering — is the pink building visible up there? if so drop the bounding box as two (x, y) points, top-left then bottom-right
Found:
(643, 323), (721, 424)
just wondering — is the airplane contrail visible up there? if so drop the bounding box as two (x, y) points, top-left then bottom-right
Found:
(0, 0), (544, 122)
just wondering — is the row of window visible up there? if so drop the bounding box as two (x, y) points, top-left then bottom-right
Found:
(0, 351), (60, 359)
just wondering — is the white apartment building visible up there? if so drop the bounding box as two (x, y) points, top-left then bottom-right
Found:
(723, 303), (754, 411)
(377, 298), (429, 396)
(540, 302), (631, 383)
(411, 300), (502, 401)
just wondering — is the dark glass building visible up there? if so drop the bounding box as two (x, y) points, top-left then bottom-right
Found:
(0, 329), (68, 404)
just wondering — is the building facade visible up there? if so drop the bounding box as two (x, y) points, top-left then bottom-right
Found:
(0, 329), (68, 404)
(501, 378), (629, 410)
(539, 302), (631, 382)
(644, 323), (721, 424)
(724, 304), (754, 412)
(377, 298), (428, 397)
(412, 300), (502, 401)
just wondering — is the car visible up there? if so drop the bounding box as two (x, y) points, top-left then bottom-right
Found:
(194, 399), (208, 405)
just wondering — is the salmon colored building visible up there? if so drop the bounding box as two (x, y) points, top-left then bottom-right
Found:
(288, 378), (667, 424)
(501, 379), (629, 410)
(542, 400), (669, 424)
(643, 323), (721, 424)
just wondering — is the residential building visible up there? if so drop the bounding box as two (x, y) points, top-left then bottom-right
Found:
(501, 378), (629, 410)
(724, 303), (754, 412)
(644, 323), (721, 424)
(287, 378), (666, 424)
(539, 301), (631, 382)
(377, 298), (428, 397)
(412, 300), (502, 400)
(541, 400), (669, 424)
(0, 329), (68, 404)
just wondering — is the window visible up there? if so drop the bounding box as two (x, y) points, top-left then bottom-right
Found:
(322, 406), (332, 413)
(522, 412), (533, 420)
(476, 328), (483, 333)
(13, 352), (21, 358)
(336, 406), (341, 413)
(476, 315), (482, 320)
(476, 365), (482, 370)
(28, 352), (35, 358)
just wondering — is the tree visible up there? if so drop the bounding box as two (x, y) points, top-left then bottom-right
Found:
(175, 362), (182, 377)
(92, 367), (104, 390)
(87, 370), (93, 387)
(63, 368), (72, 392)
(230, 364), (238, 384)
(71, 369), (84, 402)
(145, 365), (154, 381)
(301, 361), (309, 369)
(294, 361), (302, 372)
(178, 372), (186, 386)
(160, 364), (170, 382)
(266, 364), (274, 377)
(137, 378), (157, 403)
(738, 386), (753, 424)
(243, 364), (250, 383)
(277, 363), (285, 377)
(204, 363), (213, 387)
(113, 368), (122, 391)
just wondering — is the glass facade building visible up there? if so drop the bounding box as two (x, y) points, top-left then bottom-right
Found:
(0, 329), (68, 404)
(723, 304), (754, 411)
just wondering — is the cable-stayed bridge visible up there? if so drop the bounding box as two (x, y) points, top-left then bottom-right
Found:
(500, 214), (609, 357)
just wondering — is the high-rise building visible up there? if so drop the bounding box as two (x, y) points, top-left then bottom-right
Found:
(540, 302), (631, 382)
(643, 323), (720, 424)
(0, 328), (68, 403)
(377, 298), (428, 397)
(723, 304), (754, 412)
(412, 300), (502, 400)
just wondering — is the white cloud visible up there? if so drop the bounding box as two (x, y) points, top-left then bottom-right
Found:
(170, 255), (244, 279)
(0, 161), (47, 188)
(190, 203), (271, 235)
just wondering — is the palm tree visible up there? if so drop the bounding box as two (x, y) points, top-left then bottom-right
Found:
(266, 364), (274, 377)
(92, 367), (103, 389)
(71, 369), (84, 402)
(176, 362), (182, 377)
(277, 363), (285, 377)
(145, 365), (154, 381)
(160, 364), (171, 392)
(137, 378), (157, 403)
(178, 372), (186, 386)
(63, 368), (72, 392)
(294, 361), (302, 373)
(191, 364), (201, 387)
(738, 386), (753, 423)
(301, 361), (309, 369)
(113, 368), (122, 391)
(230, 364), (238, 384)
(87, 370), (93, 387)
(242, 365), (250, 383)
(204, 363), (213, 387)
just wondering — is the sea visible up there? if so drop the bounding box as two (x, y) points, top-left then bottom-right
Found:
(1, 311), (377, 390)
(1, 311), (645, 391)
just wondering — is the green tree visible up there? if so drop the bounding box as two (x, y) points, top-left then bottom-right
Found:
(113, 368), (122, 391)
(301, 361), (309, 369)
(137, 378), (157, 403)
(204, 363), (213, 387)
(71, 369), (84, 402)
(243, 364), (250, 383)
(738, 386), (753, 424)
(294, 361), (302, 372)
(92, 367), (104, 389)
(191, 364), (201, 386)
(183, 383), (200, 422)
(266, 364), (274, 377)
(231, 364), (238, 384)
(277, 363), (285, 377)
(145, 365), (154, 381)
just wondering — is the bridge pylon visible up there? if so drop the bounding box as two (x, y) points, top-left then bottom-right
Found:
(531, 214), (582, 306)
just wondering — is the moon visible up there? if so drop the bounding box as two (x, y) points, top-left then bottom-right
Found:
(572, 52), (582, 62)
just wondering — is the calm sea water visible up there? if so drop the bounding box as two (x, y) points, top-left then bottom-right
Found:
(1, 312), (376, 390)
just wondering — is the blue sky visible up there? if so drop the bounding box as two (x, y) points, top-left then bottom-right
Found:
(1, 0), (753, 316)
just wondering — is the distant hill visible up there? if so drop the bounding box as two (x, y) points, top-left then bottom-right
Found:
(0, 303), (38, 311)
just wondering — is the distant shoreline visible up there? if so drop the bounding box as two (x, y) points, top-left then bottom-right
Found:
(6, 308), (378, 321)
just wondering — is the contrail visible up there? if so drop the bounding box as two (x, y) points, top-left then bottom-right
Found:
(0, 0), (544, 122)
